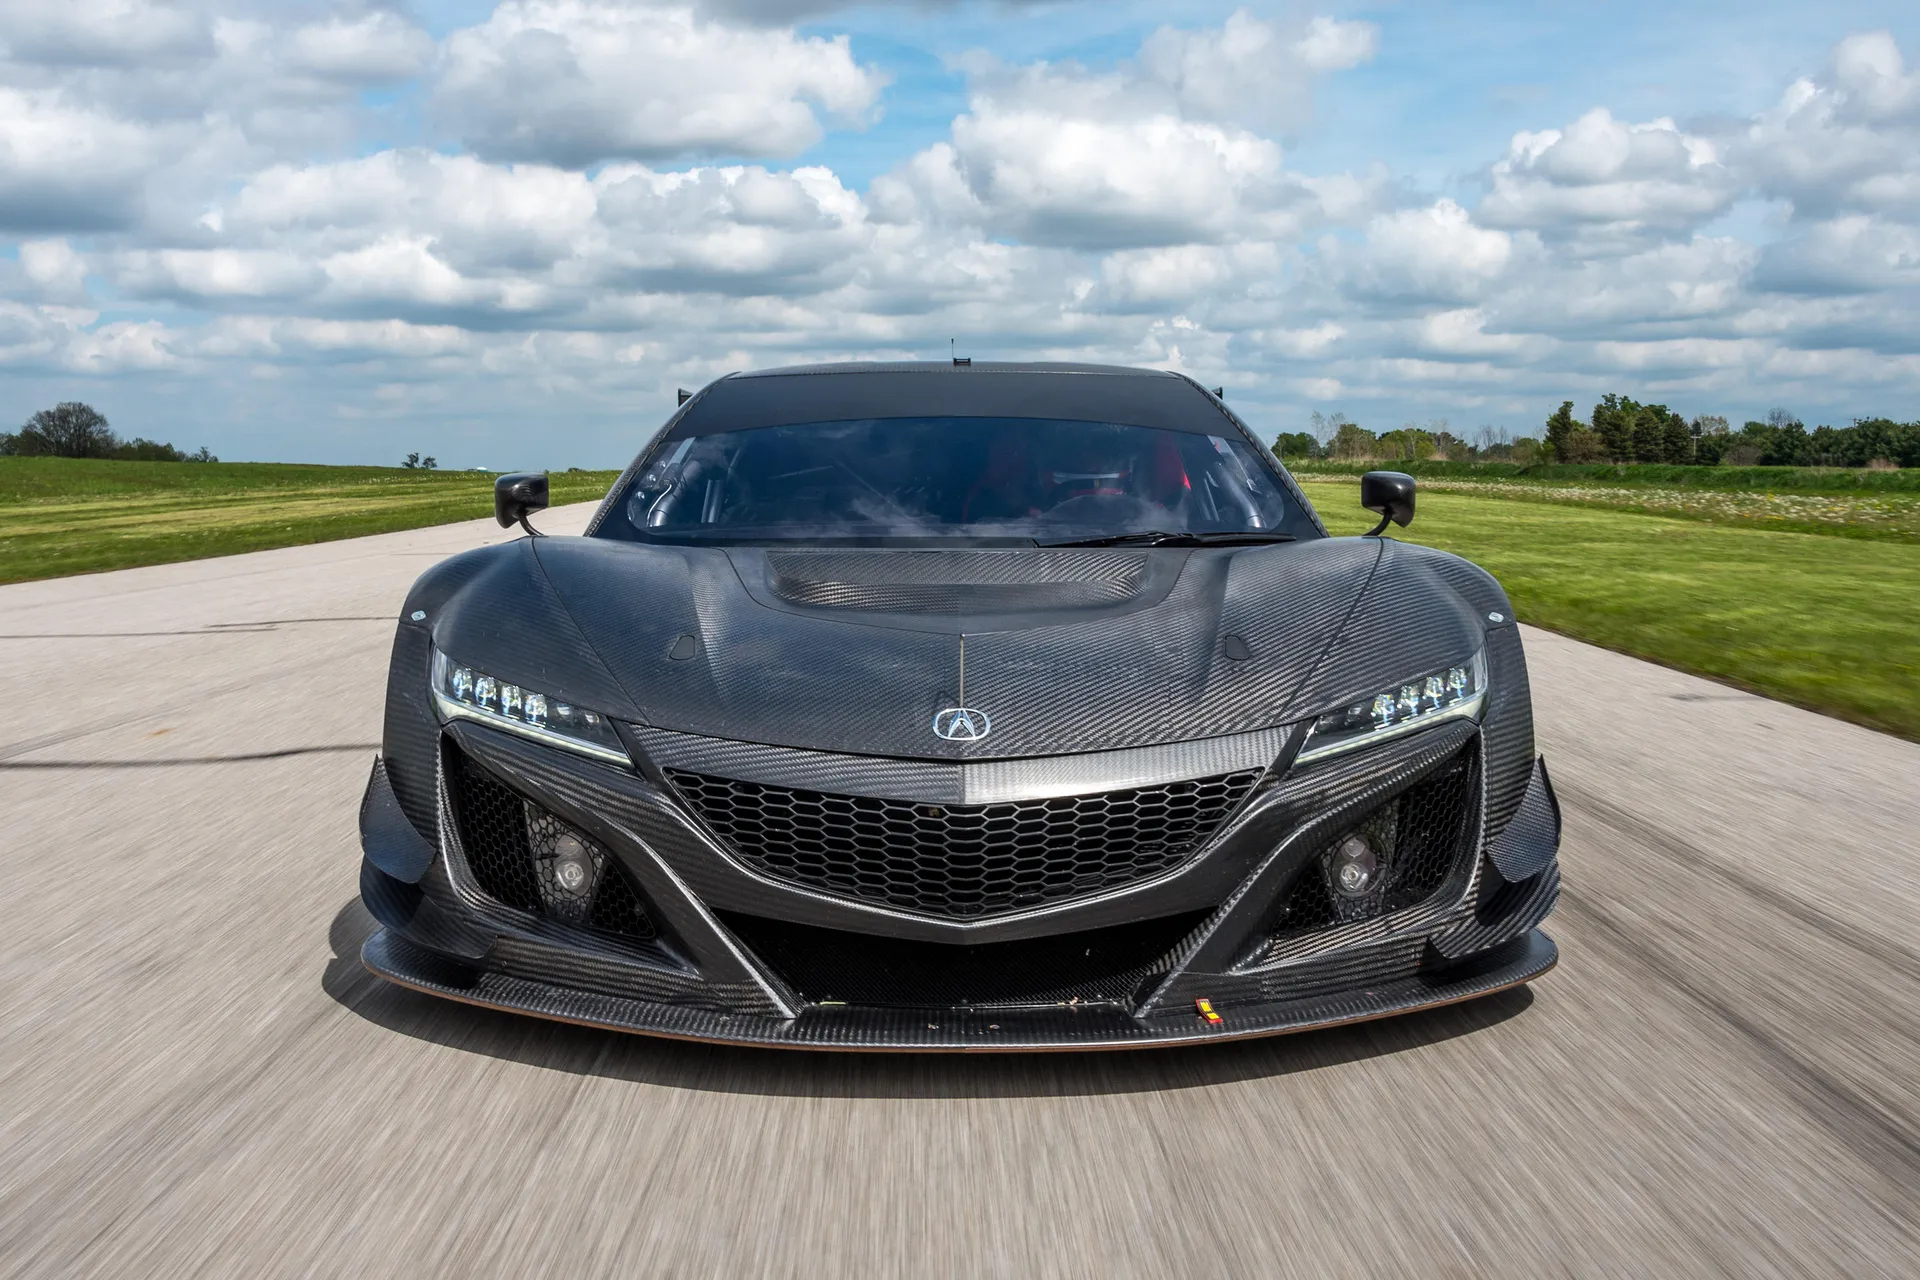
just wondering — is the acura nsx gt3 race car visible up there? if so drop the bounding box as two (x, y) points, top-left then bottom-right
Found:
(357, 361), (1561, 1050)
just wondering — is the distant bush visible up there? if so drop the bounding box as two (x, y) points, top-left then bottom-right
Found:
(0, 401), (214, 462)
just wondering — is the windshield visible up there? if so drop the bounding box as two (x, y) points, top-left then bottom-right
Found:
(595, 417), (1315, 545)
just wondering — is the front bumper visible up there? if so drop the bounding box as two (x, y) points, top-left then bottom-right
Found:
(357, 681), (1563, 1051)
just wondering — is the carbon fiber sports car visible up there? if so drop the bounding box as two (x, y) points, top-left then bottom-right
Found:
(358, 361), (1561, 1050)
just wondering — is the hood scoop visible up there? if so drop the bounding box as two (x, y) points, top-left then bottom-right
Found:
(764, 549), (1148, 615)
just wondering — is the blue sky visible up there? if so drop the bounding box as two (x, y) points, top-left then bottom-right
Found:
(2, 0), (1918, 467)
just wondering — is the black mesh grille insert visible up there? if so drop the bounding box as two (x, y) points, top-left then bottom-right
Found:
(1264, 751), (1477, 950)
(451, 752), (540, 913)
(450, 751), (657, 941)
(720, 910), (1209, 1009)
(670, 769), (1264, 919)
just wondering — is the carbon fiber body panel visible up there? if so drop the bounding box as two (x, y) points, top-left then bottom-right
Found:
(359, 361), (1561, 1049)
(359, 755), (436, 883)
(530, 535), (1396, 758)
(380, 622), (441, 846)
(1431, 864), (1562, 960)
(1488, 756), (1560, 882)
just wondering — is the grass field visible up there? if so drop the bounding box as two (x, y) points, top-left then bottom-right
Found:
(0, 458), (623, 585)
(1292, 464), (1920, 542)
(1301, 479), (1920, 741)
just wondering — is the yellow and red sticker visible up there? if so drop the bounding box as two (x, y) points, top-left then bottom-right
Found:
(1194, 998), (1223, 1026)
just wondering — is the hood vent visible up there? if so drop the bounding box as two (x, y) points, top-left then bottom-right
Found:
(766, 550), (1147, 615)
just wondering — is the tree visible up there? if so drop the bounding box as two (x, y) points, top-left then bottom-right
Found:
(1271, 431), (1318, 460)
(1848, 418), (1920, 468)
(1309, 409), (1360, 450)
(15, 402), (117, 457)
(1329, 421), (1377, 460)
(1509, 436), (1546, 465)
(402, 453), (439, 470)
(1591, 393), (1642, 462)
(1376, 426), (1437, 461)
(1659, 412), (1692, 463)
(1760, 420), (1813, 466)
(1630, 404), (1665, 462)
(1629, 404), (1690, 463)
(1544, 401), (1577, 459)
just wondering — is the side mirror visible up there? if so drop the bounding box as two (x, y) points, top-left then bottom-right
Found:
(1359, 471), (1415, 537)
(495, 472), (549, 535)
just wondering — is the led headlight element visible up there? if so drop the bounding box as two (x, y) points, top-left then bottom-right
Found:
(430, 649), (628, 764)
(1297, 649), (1487, 764)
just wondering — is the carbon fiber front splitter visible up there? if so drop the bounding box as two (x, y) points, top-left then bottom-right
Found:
(362, 927), (1556, 1052)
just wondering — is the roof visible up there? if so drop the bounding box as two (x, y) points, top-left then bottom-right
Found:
(734, 360), (1174, 379)
(671, 361), (1232, 437)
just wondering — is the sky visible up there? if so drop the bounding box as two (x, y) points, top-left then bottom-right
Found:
(2, 0), (1919, 468)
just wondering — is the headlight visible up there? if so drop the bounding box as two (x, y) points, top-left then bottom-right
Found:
(429, 649), (629, 764)
(1296, 650), (1487, 764)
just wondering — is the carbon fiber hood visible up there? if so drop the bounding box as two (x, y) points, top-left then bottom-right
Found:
(421, 535), (1499, 760)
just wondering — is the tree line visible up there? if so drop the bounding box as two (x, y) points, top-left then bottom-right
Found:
(1547, 399), (1919, 468)
(1, 402), (215, 462)
(1274, 411), (1549, 464)
(1274, 401), (1920, 468)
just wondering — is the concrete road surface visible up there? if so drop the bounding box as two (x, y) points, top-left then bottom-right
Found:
(2, 507), (1917, 1278)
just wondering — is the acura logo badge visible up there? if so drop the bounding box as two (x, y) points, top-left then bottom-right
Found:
(933, 707), (991, 741)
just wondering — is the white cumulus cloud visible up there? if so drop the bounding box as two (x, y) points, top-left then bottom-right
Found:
(1481, 108), (1735, 239)
(433, 0), (886, 166)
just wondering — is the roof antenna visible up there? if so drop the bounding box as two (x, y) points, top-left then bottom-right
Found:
(951, 337), (969, 367)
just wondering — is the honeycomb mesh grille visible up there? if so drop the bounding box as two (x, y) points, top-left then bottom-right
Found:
(450, 751), (657, 941)
(450, 752), (541, 913)
(1265, 751), (1476, 949)
(668, 768), (1263, 919)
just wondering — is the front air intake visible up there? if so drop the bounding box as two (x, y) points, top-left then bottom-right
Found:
(449, 749), (656, 941)
(1261, 748), (1478, 955)
(719, 909), (1210, 1009)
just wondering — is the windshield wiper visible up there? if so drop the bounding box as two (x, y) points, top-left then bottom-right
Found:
(1040, 530), (1297, 548)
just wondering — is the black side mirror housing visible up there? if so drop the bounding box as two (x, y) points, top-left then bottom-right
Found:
(495, 472), (549, 532)
(1359, 470), (1415, 536)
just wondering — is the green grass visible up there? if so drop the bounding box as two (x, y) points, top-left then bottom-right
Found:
(1295, 469), (1920, 543)
(1300, 479), (1920, 741)
(0, 458), (623, 584)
